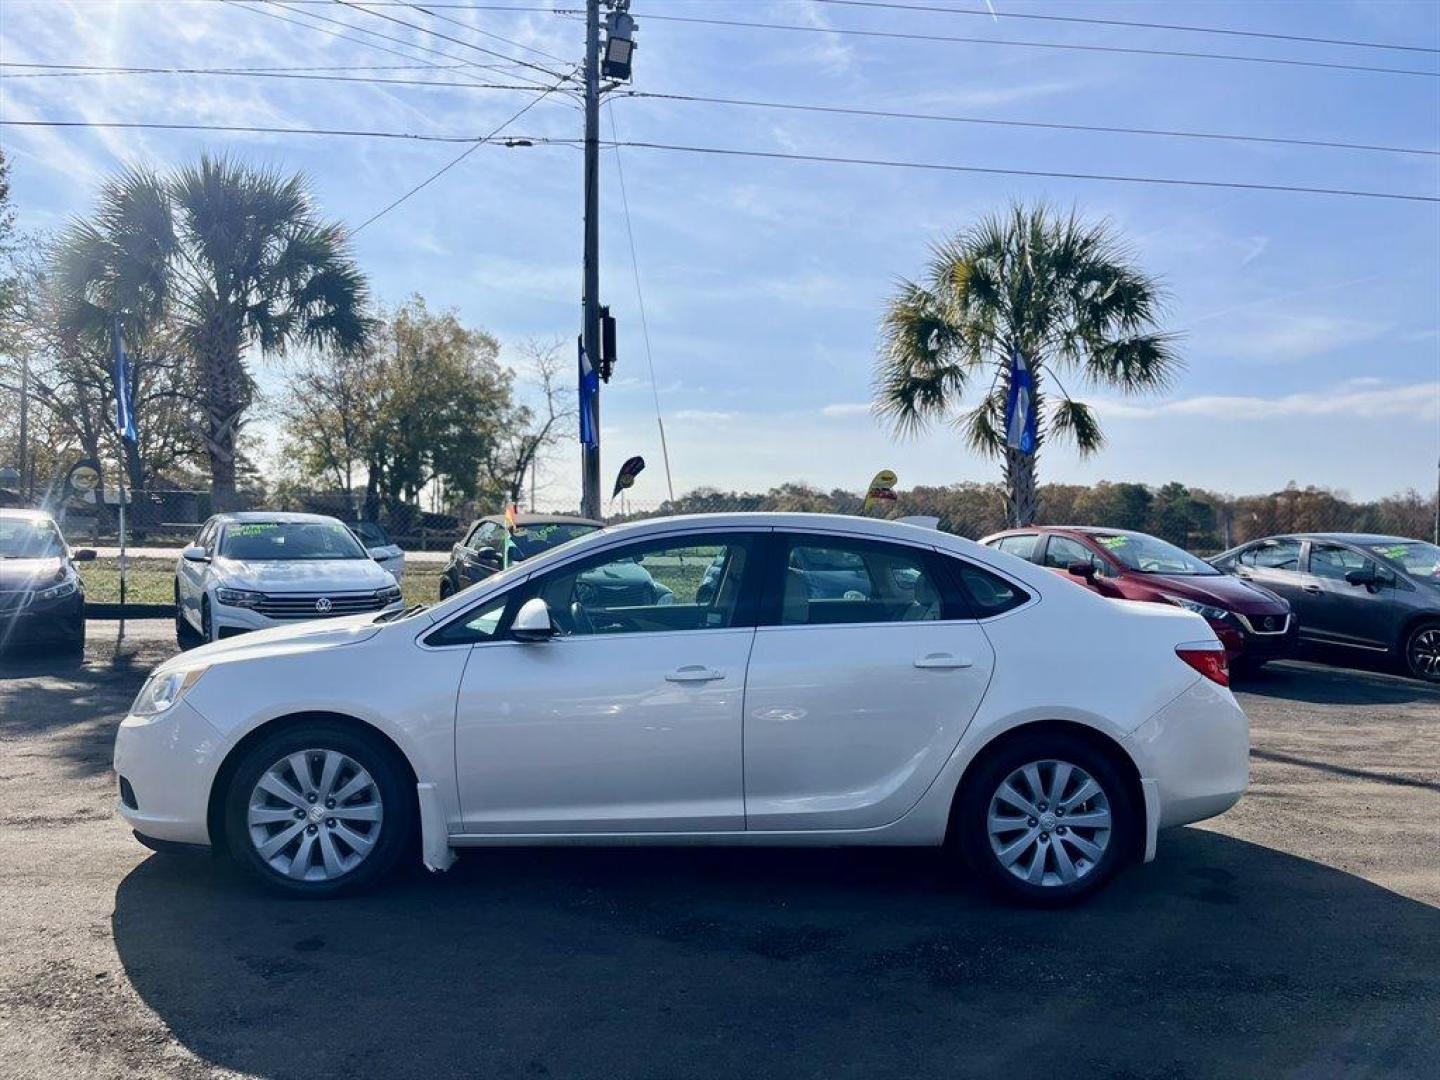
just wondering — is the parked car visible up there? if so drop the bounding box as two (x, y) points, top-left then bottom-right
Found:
(117, 513), (1247, 905)
(438, 512), (601, 598)
(0, 508), (94, 654)
(980, 526), (1296, 674)
(1210, 533), (1440, 681)
(174, 512), (403, 646)
(351, 521), (405, 583)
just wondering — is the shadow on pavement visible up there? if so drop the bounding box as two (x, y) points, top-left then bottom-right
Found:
(113, 830), (1439, 1080)
(1233, 659), (1440, 706)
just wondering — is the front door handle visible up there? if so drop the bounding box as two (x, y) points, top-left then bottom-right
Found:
(666, 665), (726, 683)
(914, 653), (973, 669)
(1302, 584), (1323, 594)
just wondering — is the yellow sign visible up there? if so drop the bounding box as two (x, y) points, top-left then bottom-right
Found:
(862, 469), (898, 513)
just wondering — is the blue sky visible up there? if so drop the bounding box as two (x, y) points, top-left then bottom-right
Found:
(2, 0), (1437, 507)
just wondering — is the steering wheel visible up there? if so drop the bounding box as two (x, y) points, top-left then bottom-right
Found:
(569, 600), (594, 636)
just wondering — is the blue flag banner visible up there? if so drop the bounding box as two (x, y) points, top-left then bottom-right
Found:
(578, 336), (599, 450)
(112, 316), (138, 445)
(1004, 347), (1036, 456)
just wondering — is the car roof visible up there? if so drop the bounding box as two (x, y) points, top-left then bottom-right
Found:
(983, 525), (1147, 539)
(477, 513), (604, 529)
(1244, 532), (1418, 546)
(0, 508), (55, 523)
(215, 511), (342, 525)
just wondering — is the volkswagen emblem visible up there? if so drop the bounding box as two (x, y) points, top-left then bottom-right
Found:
(315, 597), (333, 613)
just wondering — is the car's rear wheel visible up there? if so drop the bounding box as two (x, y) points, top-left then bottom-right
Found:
(1402, 620), (1440, 682)
(223, 722), (413, 898)
(955, 732), (1136, 906)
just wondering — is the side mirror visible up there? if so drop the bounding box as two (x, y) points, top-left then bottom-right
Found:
(476, 546), (504, 568)
(511, 597), (555, 642)
(72, 548), (97, 562)
(1344, 567), (1377, 588)
(1068, 561), (1098, 582)
(371, 551), (387, 562)
(181, 544), (210, 564)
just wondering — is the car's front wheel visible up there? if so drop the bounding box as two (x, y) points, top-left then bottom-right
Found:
(955, 732), (1136, 906)
(1402, 620), (1440, 682)
(175, 582), (201, 649)
(223, 722), (414, 897)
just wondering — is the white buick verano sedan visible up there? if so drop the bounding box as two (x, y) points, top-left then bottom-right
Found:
(117, 513), (1248, 904)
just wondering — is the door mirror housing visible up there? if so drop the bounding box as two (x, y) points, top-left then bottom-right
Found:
(511, 597), (555, 642)
(181, 544), (210, 564)
(1344, 567), (1378, 588)
(476, 546), (504, 568)
(71, 548), (97, 562)
(1067, 561), (1098, 582)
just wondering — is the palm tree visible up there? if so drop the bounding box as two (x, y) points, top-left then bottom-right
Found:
(56, 156), (369, 507)
(875, 203), (1179, 527)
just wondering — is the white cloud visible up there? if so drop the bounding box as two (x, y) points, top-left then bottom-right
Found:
(1203, 313), (1389, 362)
(1095, 381), (1436, 422)
(821, 402), (872, 418)
(672, 409), (737, 426)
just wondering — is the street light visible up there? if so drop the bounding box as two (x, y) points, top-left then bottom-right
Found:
(603, 4), (636, 81)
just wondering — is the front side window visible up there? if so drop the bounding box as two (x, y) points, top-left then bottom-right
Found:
(353, 522), (390, 546)
(780, 537), (942, 625)
(219, 520), (368, 561)
(1042, 535), (1105, 574)
(1240, 539), (1302, 571)
(529, 534), (756, 636)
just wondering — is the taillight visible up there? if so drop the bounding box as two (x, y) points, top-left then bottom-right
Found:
(1177, 646), (1229, 686)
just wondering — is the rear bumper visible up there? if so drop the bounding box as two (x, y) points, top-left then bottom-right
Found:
(1124, 676), (1249, 832)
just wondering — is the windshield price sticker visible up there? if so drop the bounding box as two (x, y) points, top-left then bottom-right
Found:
(233, 523), (281, 537)
(1373, 545), (1409, 560)
(1097, 536), (1129, 550)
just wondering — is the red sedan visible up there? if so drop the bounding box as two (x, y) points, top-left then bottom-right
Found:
(980, 526), (1297, 673)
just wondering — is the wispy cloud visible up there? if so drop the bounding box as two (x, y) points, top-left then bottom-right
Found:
(1203, 313), (1390, 362)
(1095, 381), (1436, 422)
(821, 402), (872, 418)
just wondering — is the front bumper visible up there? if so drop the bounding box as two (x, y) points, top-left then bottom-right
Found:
(211, 600), (403, 639)
(1212, 614), (1299, 665)
(113, 700), (225, 845)
(0, 592), (83, 643)
(1124, 675), (1249, 833)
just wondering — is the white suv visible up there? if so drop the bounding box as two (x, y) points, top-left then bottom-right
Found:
(175, 512), (402, 646)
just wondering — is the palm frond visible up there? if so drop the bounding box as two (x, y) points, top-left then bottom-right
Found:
(1049, 397), (1105, 456)
(872, 280), (973, 437)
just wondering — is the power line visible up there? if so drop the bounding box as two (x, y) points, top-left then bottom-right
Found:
(381, 1), (572, 64)
(0, 118), (556, 144)
(809, 1), (1440, 56)
(0, 62), (553, 92)
(622, 90), (1439, 159)
(1, 61), (476, 74)
(637, 13), (1440, 79)
(351, 72), (572, 232)
(606, 103), (674, 503)
(600, 139), (1440, 204)
(332, 0), (577, 84)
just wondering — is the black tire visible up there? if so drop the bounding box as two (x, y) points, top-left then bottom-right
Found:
(1401, 619), (1440, 682)
(60, 612), (86, 656)
(200, 596), (213, 644)
(438, 576), (454, 601)
(223, 721), (414, 898)
(175, 583), (202, 650)
(953, 731), (1136, 907)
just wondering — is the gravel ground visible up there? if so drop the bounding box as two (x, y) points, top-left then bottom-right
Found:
(1, 622), (1436, 1080)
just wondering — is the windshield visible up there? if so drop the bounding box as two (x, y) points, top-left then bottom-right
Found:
(1371, 541), (1440, 580)
(1091, 532), (1219, 576)
(0, 519), (64, 559)
(509, 523), (600, 559)
(220, 520), (367, 561)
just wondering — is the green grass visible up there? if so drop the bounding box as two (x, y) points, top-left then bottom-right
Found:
(80, 557), (444, 608)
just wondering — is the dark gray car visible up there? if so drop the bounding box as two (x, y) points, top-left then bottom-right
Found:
(1210, 533), (1440, 681)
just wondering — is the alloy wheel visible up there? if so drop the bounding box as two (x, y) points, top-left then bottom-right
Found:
(1408, 627), (1440, 680)
(246, 749), (384, 882)
(986, 759), (1112, 888)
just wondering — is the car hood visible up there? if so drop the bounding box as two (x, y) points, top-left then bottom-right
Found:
(1142, 572), (1288, 614)
(212, 557), (394, 593)
(0, 557), (65, 589)
(157, 612), (386, 673)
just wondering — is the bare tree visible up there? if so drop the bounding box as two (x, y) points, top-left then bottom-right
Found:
(489, 338), (576, 508)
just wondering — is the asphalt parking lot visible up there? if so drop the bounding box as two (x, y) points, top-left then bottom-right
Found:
(1, 621), (1436, 1080)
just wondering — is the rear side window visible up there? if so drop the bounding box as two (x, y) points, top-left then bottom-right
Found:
(776, 536), (951, 625)
(944, 558), (1031, 618)
(995, 534), (1040, 561)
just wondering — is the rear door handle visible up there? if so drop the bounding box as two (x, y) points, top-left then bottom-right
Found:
(914, 653), (973, 670)
(666, 665), (726, 683)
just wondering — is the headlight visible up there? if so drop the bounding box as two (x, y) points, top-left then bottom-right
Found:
(35, 576), (78, 602)
(216, 588), (265, 608)
(376, 585), (402, 605)
(130, 667), (208, 717)
(1168, 597), (1230, 622)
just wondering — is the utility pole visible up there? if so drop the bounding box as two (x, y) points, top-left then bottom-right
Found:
(17, 351), (29, 502)
(580, 0), (603, 520)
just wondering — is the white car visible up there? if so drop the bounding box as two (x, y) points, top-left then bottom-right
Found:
(120, 513), (1247, 904)
(351, 521), (406, 583)
(174, 512), (403, 646)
